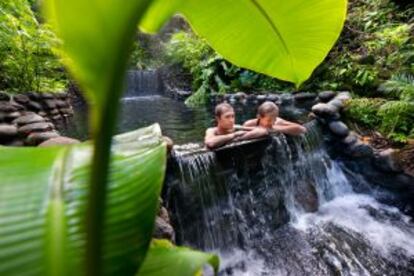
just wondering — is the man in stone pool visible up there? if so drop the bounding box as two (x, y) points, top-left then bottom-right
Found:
(204, 103), (268, 149)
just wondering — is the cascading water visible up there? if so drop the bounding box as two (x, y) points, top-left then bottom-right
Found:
(123, 70), (163, 97)
(165, 121), (414, 275)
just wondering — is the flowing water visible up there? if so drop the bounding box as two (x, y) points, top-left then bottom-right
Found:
(165, 122), (414, 275)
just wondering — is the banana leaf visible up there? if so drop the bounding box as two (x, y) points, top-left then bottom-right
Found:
(0, 124), (166, 276)
(141, 0), (348, 87)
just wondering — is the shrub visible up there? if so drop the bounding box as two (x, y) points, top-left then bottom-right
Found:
(378, 100), (414, 142)
(344, 98), (387, 128)
(0, 0), (66, 93)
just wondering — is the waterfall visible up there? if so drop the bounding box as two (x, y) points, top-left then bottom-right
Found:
(165, 121), (414, 275)
(123, 70), (163, 98)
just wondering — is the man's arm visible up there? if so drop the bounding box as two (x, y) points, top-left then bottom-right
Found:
(273, 118), (307, 135)
(204, 128), (241, 149)
(239, 127), (269, 140)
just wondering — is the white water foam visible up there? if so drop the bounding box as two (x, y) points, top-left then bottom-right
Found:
(294, 193), (414, 257)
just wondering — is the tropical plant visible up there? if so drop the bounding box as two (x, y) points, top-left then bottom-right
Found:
(0, 0), (66, 93)
(380, 73), (414, 102)
(0, 0), (347, 275)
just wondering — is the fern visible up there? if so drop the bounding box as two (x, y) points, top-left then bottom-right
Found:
(379, 73), (414, 102)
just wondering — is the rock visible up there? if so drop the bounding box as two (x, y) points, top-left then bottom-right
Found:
(5, 139), (25, 147)
(43, 99), (57, 109)
(247, 94), (257, 102)
(55, 92), (67, 99)
(311, 103), (338, 117)
(5, 112), (21, 122)
(0, 102), (17, 113)
(153, 216), (175, 241)
(48, 109), (60, 115)
(234, 92), (247, 101)
(13, 94), (30, 105)
(336, 91), (352, 101)
(346, 141), (374, 158)
(27, 92), (41, 101)
(25, 131), (60, 146)
(280, 94), (294, 106)
(13, 113), (45, 126)
(52, 114), (62, 120)
(0, 124), (18, 138)
(163, 136), (174, 154)
(18, 122), (54, 135)
(318, 91), (337, 103)
(373, 148), (402, 173)
(38, 111), (47, 117)
(159, 207), (171, 223)
(41, 93), (55, 99)
(341, 133), (358, 145)
(0, 92), (10, 101)
(10, 102), (25, 111)
(224, 94), (232, 101)
(26, 101), (43, 112)
(294, 92), (317, 102)
(328, 99), (345, 109)
(38, 136), (80, 147)
(328, 121), (349, 137)
(294, 179), (319, 212)
(257, 95), (267, 103)
(267, 94), (280, 102)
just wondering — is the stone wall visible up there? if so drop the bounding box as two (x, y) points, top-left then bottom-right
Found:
(0, 91), (77, 146)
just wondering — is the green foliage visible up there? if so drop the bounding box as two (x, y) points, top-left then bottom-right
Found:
(138, 239), (219, 276)
(0, 0), (66, 93)
(380, 73), (414, 101)
(302, 0), (414, 94)
(378, 100), (414, 142)
(345, 97), (414, 143)
(165, 31), (294, 105)
(149, 0), (347, 88)
(344, 98), (386, 128)
(0, 125), (167, 275)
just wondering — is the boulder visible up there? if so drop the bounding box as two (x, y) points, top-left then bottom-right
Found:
(267, 94), (280, 102)
(0, 92), (10, 101)
(328, 121), (350, 137)
(373, 148), (402, 173)
(43, 99), (57, 109)
(311, 103), (338, 117)
(280, 94), (294, 106)
(328, 99), (345, 110)
(318, 91), (337, 103)
(18, 122), (54, 135)
(294, 179), (319, 212)
(38, 136), (80, 147)
(159, 207), (171, 223)
(0, 102), (17, 113)
(5, 112), (21, 122)
(234, 92), (247, 101)
(26, 131), (60, 146)
(163, 136), (174, 154)
(48, 109), (60, 115)
(0, 124), (18, 138)
(52, 114), (62, 120)
(41, 93), (55, 99)
(26, 101), (43, 112)
(341, 133), (358, 146)
(13, 94), (30, 105)
(346, 141), (374, 158)
(27, 92), (41, 101)
(257, 95), (267, 102)
(10, 102), (25, 111)
(294, 92), (317, 102)
(13, 113), (45, 126)
(336, 91), (352, 101)
(153, 216), (175, 241)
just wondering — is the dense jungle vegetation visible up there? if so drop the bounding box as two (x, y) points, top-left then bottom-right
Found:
(163, 0), (414, 143)
(0, 0), (413, 144)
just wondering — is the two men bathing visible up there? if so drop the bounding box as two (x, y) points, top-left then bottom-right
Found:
(205, 101), (306, 149)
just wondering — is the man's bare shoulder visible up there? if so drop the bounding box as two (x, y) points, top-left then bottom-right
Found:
(243, 119), (258, 127)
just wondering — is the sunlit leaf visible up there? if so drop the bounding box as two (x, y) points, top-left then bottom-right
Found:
(0, 124), (166, 276)
(138, 240), (219, 276)
(141, 0), (347, 87)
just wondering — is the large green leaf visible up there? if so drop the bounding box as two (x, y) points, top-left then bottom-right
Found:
(138, 240), (219, 276)
(141, 0), (347, 87)
(0, 125), (166, 276)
